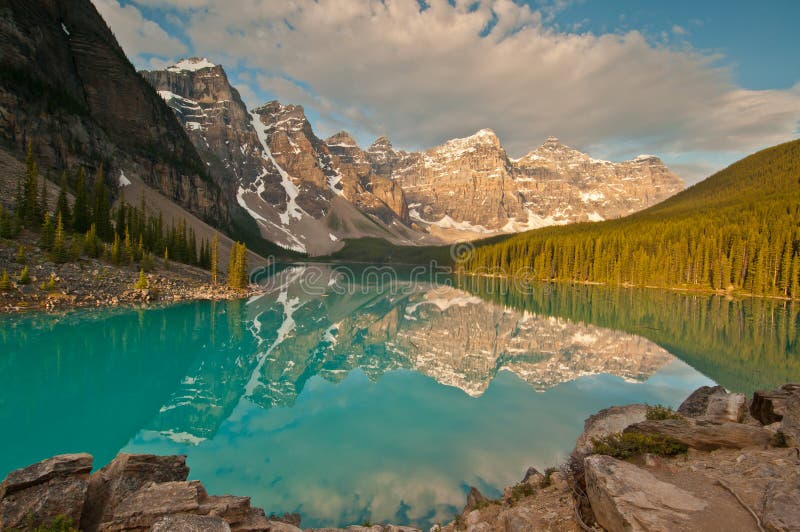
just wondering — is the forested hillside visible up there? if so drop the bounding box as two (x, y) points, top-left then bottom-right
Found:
(459, 139), (800, 299)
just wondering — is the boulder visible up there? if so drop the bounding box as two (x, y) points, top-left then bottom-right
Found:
(0, 453), (92, 530)
(750, 384), (800, 446)
(151, 513), (232, 532)
(625, 419), (773, 451)
(573, 404), (648, 458)
(464, 486), (490, 513)
(82, 453), (190, 531)
(750, 384), (800, 424)
(584, 454), (706, 531)
(99, 480), (207, 531)
(259, 520), (303, 532)
(678, 385), (746, 423)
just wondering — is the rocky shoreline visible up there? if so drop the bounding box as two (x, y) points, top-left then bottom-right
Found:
(2, 383), (798, 531)
(0, 234), (263, 313)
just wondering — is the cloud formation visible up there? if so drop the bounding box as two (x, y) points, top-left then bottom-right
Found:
(100, 0), (800, 182)
(93, 0), (187, 58)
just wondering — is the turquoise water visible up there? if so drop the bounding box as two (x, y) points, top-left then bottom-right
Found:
(1, 266), (797, 528)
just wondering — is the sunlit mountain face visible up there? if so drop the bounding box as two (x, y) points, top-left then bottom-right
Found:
(2, 266), (797, 528)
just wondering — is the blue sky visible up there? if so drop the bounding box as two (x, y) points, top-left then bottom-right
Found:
(95, 0), (800, 183)
(542, 0), (800, 90)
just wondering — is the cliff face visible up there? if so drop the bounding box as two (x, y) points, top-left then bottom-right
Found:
(0, 0), (227, 224)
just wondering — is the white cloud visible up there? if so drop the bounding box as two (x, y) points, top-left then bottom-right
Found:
(93, 0), (186, 61)
(121, 0), (800, 182)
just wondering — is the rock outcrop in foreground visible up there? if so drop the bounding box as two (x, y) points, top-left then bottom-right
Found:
(2, 384), (799, 531)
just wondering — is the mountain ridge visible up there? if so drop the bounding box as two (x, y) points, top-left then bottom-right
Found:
(142, 57), (685, 254)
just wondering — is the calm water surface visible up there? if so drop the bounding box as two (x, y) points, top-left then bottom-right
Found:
(1, 266), (798, 528)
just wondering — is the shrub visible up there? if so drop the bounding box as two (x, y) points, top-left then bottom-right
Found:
(39, 273), (57, 292)
(0, 270), (11, 290)
(591, 432), (688, 460)
(646, 405), (684, 421)
(17, 266), (31, 285)
(134, 269), (148, 290)
(540, 466), (558, 488)
(140, 251), (155, 272)
(509, 482), (536, 502)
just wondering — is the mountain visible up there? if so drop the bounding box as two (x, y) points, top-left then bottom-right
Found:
(0, 0), (228, 226)
(366, 130), (684, 240)
(460, 139), (800, 299)
(141, 62), (427, 254)
(144, 58), (684, 253)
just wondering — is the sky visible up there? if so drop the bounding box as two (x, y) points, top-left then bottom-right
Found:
(92, 0), (800, 184)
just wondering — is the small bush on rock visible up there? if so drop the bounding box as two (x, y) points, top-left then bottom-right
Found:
(646, 405), (685, 421)
(509, 482), (536, 502)
(591, 432), (688, 460)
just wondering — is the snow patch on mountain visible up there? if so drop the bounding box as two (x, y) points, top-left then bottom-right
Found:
(167, 57), (216, 72)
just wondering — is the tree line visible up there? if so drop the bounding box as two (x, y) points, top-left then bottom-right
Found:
(458, 139), (800, 300)
(0, 143), (252, 289)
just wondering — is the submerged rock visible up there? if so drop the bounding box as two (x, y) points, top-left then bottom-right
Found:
(0, 453), (92, 530)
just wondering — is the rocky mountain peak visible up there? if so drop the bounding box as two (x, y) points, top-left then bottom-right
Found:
(326, 131), (359, 149)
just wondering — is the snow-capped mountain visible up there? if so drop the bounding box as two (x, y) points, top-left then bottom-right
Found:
(141, 60), (425, 254)
(367, 131), (685, 240)
(142, 58), (684, 252)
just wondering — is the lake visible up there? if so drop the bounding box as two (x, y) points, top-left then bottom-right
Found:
(1, 265), (798, 528)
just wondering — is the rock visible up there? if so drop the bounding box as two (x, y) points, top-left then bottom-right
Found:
(750, 383), (800, 446)
(99, 480), (207, 531)
(573, 404), (648, 458)
(584, 454), (707, 531)
(763, 477), (800, 532)
(678, 385), (746, 423)
(0, 453), (92, 530)
(625, 419), (773, 451)
(82, 453), (190, 531)
(464, 486), (490, 512)
(750, 384), (800, 424)
(260, 520), (303, 532)
(151, 514), (232, 532)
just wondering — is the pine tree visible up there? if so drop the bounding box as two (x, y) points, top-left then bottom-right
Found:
(18, 265), (31, 285)
(134, 269), (148, 290)
(39, 212), (54, 250)
(115, 192), (126, 237)
(0, 204), (14, 238)
(238, 243), (249, 288)
(92, 165), (112, 240)
(72, 168), (91, 233)
(122, 226), (134, 265)
(83, 224), (101, 258)
(211, 233), (219, 285)
(21, 141), (40, 227)
(15, 245), (25, 264)
(50, 212), (68, 264)
(163, 247), (170, 269)
(0, 270), (10, 291)
(38, 175), (48, 220)
(110, 233), (121, 264)
(56, 172), (71, 224)
(227, 243), (238, 288)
